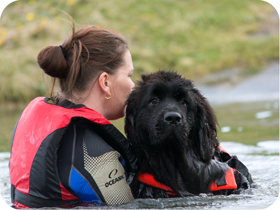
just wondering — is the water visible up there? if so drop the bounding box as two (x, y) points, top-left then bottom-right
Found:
(197, 62), (279, 105)
(0, 141), (279, 209)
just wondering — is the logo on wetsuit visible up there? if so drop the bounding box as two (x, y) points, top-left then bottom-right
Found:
(105, 169), (124, 187)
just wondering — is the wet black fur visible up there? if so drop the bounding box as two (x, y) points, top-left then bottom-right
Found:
(125, 71), (230, 197)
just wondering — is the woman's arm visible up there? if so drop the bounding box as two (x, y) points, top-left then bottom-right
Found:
(57, 120), (134, 205)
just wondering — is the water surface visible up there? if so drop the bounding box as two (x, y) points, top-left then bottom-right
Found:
(0, 141), (279, 209)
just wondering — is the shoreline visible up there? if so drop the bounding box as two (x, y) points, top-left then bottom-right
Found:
(196, 62), (279, 105)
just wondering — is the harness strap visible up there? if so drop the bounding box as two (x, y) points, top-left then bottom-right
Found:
(209, 168), (237, 191)
(137, 172), (176, 195)
(138, 168), (237, 195)
(137, 146), (238, 194)
(14, 189), (80, 208)
(218, 145), (230, 155)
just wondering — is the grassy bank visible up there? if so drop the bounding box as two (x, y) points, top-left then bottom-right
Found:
(0, 0), (278, 103)
(214, 101), (279, 144)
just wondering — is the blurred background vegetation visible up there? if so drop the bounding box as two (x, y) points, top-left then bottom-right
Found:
(0, 0), (278, 152)
(0, 0), (278, 104)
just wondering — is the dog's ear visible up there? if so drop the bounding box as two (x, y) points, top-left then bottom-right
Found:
(125, 96), (137, 145)
(125, 114), (135, 145)
(141, 73), (150, 83)
(191, 89), (218, 163)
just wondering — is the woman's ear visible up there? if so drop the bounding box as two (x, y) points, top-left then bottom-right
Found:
(98, 72), (111, 96)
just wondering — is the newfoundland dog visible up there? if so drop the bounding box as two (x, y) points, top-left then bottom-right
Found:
(125, 71), (252, 198)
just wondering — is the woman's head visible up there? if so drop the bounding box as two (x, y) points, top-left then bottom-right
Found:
(101, 50), (135, 120)
(37, 15), (129, 103)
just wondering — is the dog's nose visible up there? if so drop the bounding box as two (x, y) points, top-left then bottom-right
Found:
(164, 112), (182, 125)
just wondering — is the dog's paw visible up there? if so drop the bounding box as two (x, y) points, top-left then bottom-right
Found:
(234, 170), (250, 190)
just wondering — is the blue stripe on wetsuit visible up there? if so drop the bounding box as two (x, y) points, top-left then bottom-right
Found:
(69, 167), (102, 205)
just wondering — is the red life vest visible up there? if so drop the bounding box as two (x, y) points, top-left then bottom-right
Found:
(9, 97), (111, 208)
(137, 146), (237, 195)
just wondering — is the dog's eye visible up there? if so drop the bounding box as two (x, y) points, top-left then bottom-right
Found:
(150, 98), (158, 105)
(181, 100), (187, 106)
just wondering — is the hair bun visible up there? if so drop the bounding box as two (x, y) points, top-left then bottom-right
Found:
(37, 45), (69, 79)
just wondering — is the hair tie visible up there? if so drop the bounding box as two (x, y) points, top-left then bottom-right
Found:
(59, 45), (67, 59)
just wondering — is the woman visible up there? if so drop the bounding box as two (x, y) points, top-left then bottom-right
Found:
(9, 15), (137, 208)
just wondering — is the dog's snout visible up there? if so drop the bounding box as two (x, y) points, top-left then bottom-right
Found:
(164, 112), (182, 125)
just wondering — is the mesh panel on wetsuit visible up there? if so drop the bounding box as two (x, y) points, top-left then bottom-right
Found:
(83, 139), (134, 205)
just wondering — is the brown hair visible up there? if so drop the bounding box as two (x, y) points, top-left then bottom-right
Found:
(37, 14), (128, 102)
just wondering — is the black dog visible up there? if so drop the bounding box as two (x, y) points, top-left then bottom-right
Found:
(125, 71), (252, 198)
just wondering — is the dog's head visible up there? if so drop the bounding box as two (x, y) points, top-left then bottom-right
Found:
(125, 71), (219, 163)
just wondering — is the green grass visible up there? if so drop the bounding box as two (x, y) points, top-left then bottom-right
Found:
(0, 0), (278, 103)
(214, 101), (279, 145)
(0, 103), (26, 152)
